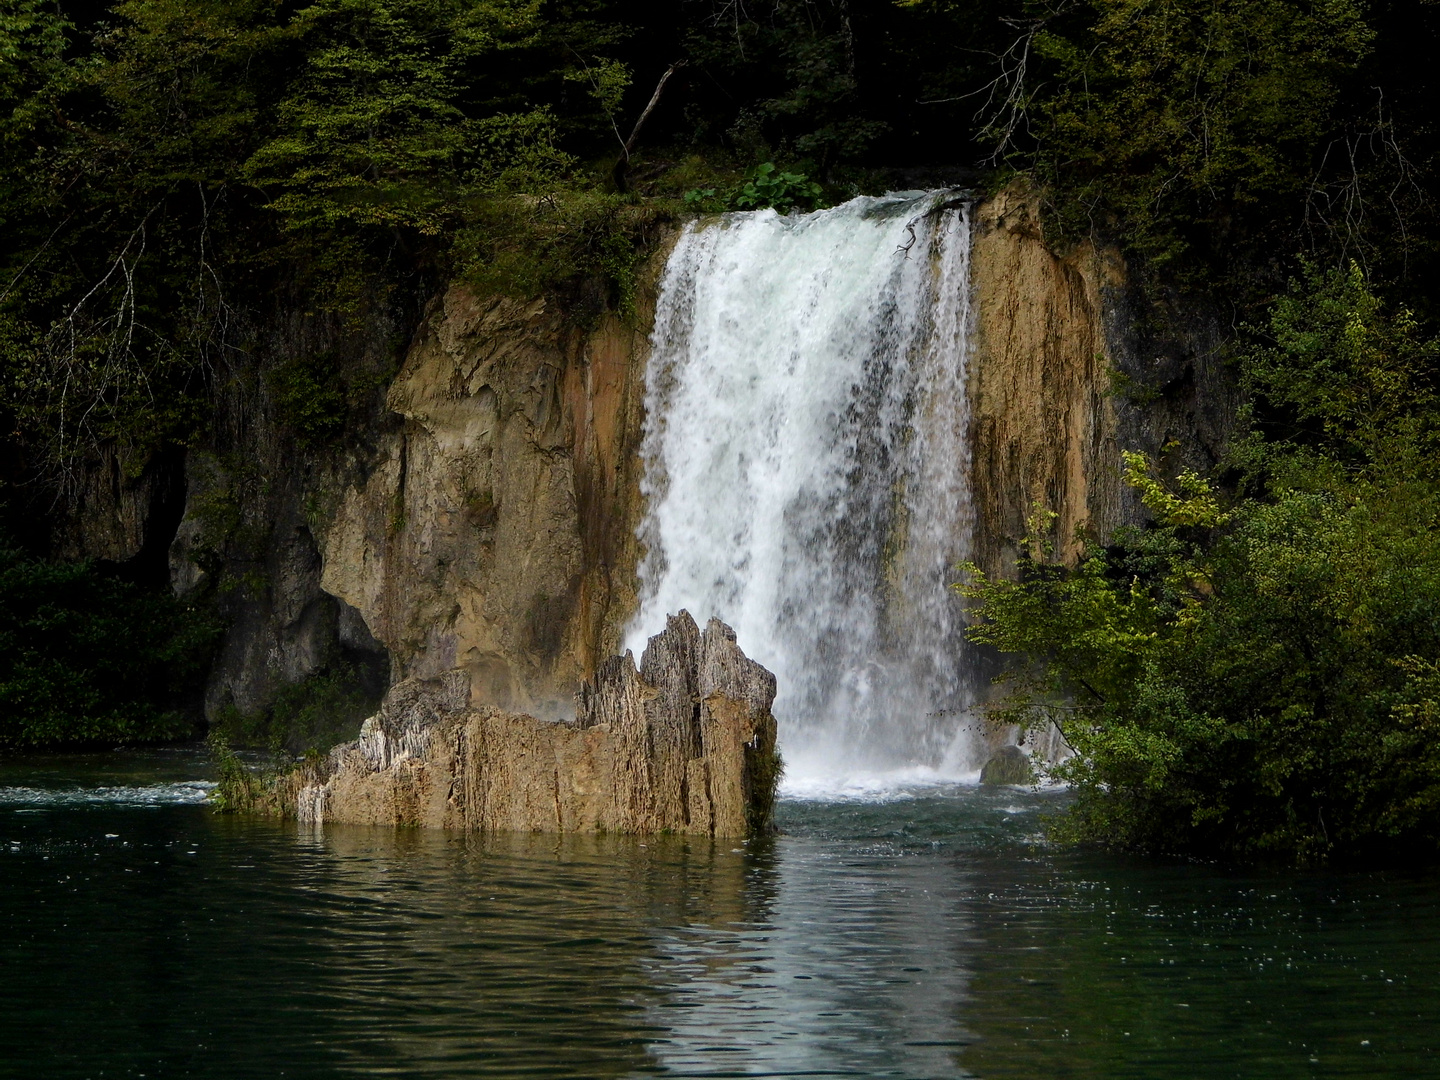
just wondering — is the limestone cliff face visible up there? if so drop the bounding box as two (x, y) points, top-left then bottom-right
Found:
(315, 248), (672, 719)
(969, 187), (1123, 571)
(55, 188), (1232, 733)
(259, 613), (779, 838)
(145, 238), (674, 727)
(968, 184), (1236, 574)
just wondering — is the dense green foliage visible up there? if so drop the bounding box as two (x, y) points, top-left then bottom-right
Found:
(960, 266), (1440, 862)
(0, 0), (620, 482)
(1027, 0), (1371, 269)
(209, 662), (382, 756)
(1, 0), (1433, 488)
(0, 549), (216, 747)
(920, 0), (1440, 863)
(969, 0), (1438, 301)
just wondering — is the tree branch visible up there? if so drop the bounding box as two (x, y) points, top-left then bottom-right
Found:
(613, 61), (686, 192)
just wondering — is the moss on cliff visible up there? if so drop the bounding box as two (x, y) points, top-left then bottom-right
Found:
(209, 663), (383, 757)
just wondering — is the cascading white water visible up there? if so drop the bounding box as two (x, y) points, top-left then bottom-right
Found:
(629, 191), (978, 795)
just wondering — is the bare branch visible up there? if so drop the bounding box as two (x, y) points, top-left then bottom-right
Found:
(920, 1), (1080, 166)
(613, 61), (688, 192)
(1303, 87), (1426, 273)
(21, 187), (244, 505)
(623, 61), (686, 161)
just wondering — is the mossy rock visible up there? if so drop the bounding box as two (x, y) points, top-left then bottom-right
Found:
(980, 744), (1034, 786)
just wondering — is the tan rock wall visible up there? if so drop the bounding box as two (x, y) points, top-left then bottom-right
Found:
(317, 240), (674, 717)
(263, 614), (780, 838)
(969, 185), (1128, 573)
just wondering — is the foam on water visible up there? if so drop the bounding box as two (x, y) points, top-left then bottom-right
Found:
(630, 191), (979, 795)
(0, 781), (216, 808)
(778, 769), (983, 804)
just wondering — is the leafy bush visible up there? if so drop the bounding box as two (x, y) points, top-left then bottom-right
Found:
(727, 163), (825, 213)
(682, 162), (826, 215)
(264, 356), (348, 448)
(209, 663), (381, 757)
(959, 266), (1440, 862)
(452, 190), (670, 319)
(0, 552), (218, 748)
(1024, 0), (1371, 271)
(207, 734), (267, 814)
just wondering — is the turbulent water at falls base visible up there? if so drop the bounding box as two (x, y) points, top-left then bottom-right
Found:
(630, 191), (977, 794)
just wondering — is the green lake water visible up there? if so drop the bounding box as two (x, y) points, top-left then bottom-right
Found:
(2, 749), (1437, 1079)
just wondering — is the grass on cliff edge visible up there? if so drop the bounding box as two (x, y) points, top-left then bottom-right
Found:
(208, 664), (383, 759)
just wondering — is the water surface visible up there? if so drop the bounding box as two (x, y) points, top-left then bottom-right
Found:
(2, 749), (1436, 1078)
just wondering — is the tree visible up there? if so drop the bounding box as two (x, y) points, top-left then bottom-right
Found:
(959, 266), (1440, 862)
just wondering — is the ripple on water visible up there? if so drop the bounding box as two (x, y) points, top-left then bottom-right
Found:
(2, 751), (1438, 1079)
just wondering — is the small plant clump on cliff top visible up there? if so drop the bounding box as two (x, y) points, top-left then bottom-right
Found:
(959, 265), (1440, 864)
(683, 163), (827, 215)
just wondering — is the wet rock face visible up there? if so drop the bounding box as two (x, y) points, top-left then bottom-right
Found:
(980, 744), (1034, 786)
(265, 612), (780, 838)
(968, 182), (1237, 577)
(316, 259), (673, 720)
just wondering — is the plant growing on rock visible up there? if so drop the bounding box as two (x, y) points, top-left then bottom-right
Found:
(727, 162), (825, 213)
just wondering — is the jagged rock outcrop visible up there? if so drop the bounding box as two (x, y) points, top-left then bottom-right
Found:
(257, 612), (779, 837)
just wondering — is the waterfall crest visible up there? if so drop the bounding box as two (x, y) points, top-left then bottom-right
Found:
(629, 192), (978, 794)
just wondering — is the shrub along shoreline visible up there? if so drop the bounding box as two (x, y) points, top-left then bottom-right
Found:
(960, 264), (1440, 864)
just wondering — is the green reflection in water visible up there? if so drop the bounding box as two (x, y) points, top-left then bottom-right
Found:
(1, 751), (1437, 1079)
(952, 854), (1440, 1079)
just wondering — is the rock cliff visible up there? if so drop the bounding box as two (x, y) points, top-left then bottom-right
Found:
(52, 186), (1233, 743)
(249, 612), (779, 837)
(152, 235), (674, 731)
(969, 183), (1236, 574)
(314, 279), (657, 718)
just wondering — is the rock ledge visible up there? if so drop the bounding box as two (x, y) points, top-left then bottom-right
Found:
(247, 612), (780, 837)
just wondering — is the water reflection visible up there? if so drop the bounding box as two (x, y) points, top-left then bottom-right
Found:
(639, 839), (974, 1077)
(3, 755), (1439, 1079)
(288, 825), (678, 1078)
(295, 826), (976, 1078)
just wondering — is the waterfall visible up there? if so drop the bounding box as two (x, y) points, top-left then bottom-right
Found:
(629, 191), (978, 795)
